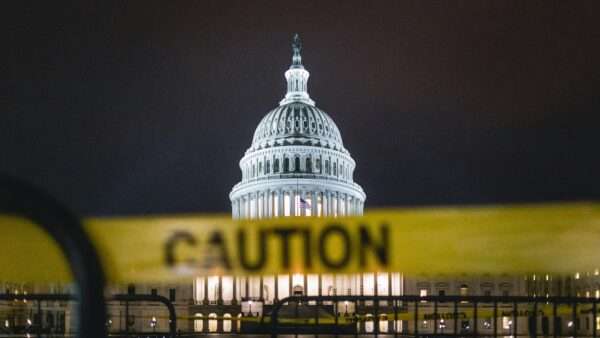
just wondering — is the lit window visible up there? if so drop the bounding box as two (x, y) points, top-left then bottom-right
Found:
(419, 289), (427, 297)
(208, 313), (217, 332)
(460, 284), (468, 296)
(223, 313), (232, 332)
(575, 272), (580, 279)
(502, 316), (512, 329)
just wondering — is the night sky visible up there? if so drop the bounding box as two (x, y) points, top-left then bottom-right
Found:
(4, 1), (600, 216)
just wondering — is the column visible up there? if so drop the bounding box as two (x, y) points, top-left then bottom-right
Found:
(325, 191), (330, 216)
(290, 189), (296, 217)
(311, 191), (317, 216)
(240, 197), (245, 219)
(345, 194), (350, 216)
(297, 190), (302, 216)
(345, 194), (349, 216)
(246, 194), (250, 219)
(245, 277), (249, 300)
(274, 274), (279, 302)
(255, 192), (260, 219)
(266, 190), (272, 218)
(303, 274), (308, 295)
(259, 276), (264, 301)
(246, 194), (251, 219)
(260, 192), (265, 219)
(278, 190), (284, 217)
(318, 274), (323, 297)
(218, 276), (223, 305)
(203, 276), (209, 305)
(232, 276), (237, 305)
(263, 191), (268, 218)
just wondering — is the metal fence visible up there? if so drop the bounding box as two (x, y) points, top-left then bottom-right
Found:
(0, 293), (177, 338)
(269, 295), (600, 338)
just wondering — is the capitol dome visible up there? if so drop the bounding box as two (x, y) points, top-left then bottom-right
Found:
(230, 34), (365, 219)
(249, 102), (347, 154)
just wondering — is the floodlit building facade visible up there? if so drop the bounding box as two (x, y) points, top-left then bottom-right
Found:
(2, 35), (599, 337)
(189, 35), (525, 334)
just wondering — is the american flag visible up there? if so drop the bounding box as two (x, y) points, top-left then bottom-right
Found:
(299, 197), (311, 209)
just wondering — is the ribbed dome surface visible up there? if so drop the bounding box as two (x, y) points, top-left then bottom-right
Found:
(249, 102), (346, 153)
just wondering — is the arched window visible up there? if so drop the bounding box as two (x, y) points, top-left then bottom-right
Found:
(252, 164), (256, 178)
(316, 158), (321, 173)
(294, 157), (301, 172)
(258, 162), (262, 174)
(283, 158), (289, 173)
(325, 160), (330, 174)
(265, 160), (270, 174)
(365, 314), (374, 333)
(274, 159), (279, 173)
(194, 313), (203, 332)
(306, 157), (312, 173)
(333, 163), (337, 176)
(208, 313), (218, 332)
(379, 314), (389, 333)
(223, 313), (232, 332)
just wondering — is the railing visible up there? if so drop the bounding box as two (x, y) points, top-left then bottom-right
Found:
(109, 294), (177, 337)
(0, 293), (177, 338)
(0, 176), (107, 338)
(270, 295), (600, 338)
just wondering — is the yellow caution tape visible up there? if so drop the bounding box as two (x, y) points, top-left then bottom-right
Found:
(0, 215), (72, 282)
(1, 202), (600, 283)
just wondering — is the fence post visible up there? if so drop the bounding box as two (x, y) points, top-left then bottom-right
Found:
(0, 176), (107, 338)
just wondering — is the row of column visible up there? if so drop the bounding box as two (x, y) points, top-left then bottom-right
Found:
(194, 273), (403, 304)
(231, 189), (364, 219)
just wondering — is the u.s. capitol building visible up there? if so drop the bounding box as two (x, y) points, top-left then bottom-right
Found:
(186, 34), (527, 333)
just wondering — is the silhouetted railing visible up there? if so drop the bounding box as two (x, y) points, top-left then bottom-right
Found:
(270, 295), (600, 338)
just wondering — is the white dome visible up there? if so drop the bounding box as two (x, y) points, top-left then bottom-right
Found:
(249, 102), (347, 154)
(230, 34), (365, 219)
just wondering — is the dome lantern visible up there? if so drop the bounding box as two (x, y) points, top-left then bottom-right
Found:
(280, 34), (315, 106)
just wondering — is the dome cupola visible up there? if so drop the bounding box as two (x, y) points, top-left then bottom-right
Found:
(280, 33), (315, 106)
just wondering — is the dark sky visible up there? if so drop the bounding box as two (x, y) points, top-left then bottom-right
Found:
(4, 1), (600, 216)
